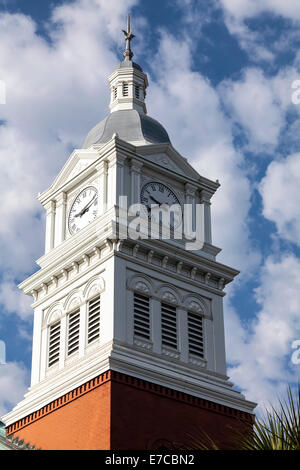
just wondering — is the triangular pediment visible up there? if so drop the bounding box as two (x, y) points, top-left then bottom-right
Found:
(137, 143), (200, 180)
(44, 148), (100, 195)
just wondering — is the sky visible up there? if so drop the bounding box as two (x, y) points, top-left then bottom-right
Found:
(0, 0), (300, 417)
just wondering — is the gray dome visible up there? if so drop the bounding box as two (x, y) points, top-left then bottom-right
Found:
(82, 109), (171, 148)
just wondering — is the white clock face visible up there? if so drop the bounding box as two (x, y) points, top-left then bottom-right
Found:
(140, 182), (182, 228)
(68, 186), (98, 235)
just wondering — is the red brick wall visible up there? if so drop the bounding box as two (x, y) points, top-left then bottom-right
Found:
(110, 373), (252, 450)
(7, 371), (252, 450)
(7, 373), (112, 450)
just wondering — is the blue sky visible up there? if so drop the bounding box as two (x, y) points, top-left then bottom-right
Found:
(0, 0), (300, 415)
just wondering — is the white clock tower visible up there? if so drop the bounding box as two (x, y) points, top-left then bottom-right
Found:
(3, 17), (255, 450)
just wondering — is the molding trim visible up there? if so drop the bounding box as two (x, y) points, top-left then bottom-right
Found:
(6, 370), (253, 436)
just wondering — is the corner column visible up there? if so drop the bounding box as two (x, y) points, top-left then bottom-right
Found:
(130, 158), (143, 206)
(200, 190), (212, 244)
(54, 192), (67, 247)
(185, 183), (197, 234)
(96, 159), (108, 215)
(44, 200), (56, 254)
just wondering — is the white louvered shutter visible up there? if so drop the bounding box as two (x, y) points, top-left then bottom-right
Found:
(133, 293), (150, 340)
(67, 309), (80, 356)
(188, 312), (204, 358)
(48, 321), (60, 367)
(161, 303), (177, 349)
(87, 296), (100, 344)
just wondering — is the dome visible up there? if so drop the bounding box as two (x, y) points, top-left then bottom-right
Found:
(82, 109), (171, 148)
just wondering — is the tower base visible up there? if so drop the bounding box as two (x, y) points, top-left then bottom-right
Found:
(6, 370), (253, 450)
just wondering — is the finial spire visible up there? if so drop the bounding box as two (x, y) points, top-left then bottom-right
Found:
(122, 14), (135, 61)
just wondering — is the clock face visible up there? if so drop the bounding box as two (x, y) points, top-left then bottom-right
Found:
(68, 186), (98, 235)
(140, 182), (182, 228)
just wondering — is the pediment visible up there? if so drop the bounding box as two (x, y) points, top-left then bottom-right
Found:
(47, 148), (99, 193)
(137, 143), (200, 180)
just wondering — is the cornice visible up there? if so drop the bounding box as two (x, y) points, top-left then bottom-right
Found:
(6, 369), (254, 437)
(3, 339), (255, 428)
(40, 136), (220, 208)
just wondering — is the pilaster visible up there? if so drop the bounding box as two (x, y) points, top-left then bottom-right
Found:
(44, 200), (56, 254)
(54, 192), (67, 247)
(200, 190), (212, 244)
(130, 158), (143, 206)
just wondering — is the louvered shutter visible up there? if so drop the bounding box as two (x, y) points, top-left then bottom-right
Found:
(48, 321), (60, 367)
(67, 309), (80, 356)
(161, 303), (177, 349)
(87, 296), (100, 344)
(133, 293), (150, 340)
(122, 82), (128, 96)
(188, 312), (204, 358)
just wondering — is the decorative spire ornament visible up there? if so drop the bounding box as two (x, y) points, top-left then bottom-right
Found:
(122, 14), (135, 61)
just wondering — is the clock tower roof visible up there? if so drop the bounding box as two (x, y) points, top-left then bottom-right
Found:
(82, 15), (171, 149)
(82, 109), (170, 148)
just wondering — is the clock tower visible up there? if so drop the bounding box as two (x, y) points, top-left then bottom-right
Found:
(2, 17), (255, 450)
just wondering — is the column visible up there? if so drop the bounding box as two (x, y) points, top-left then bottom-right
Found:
(96, 159), (108, 215)
(59, 315), (67, 370)
(54, 192), (67, 247)
(130, 158), (143, 206)
(126, 290), (134, 345)
(39, 327), (48, 382)
(30, 307), (43, 386)
(185, 183), (197, 235)
(151, 297), (162, 354)
(79, 303), (87, 358)
(44, 200), (56, 253)
(178, 307), (189, 363)
(200, 190), (212, 244)
(107, 151), (126, 208)
(211, 295), (226, 375)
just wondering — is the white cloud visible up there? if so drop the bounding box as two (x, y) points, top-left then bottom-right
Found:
(260, 152), (300, 244)
(0, 0), (298, 417)
(0, 278), (32, 320)
(0, 362), (29, 416)
(220, 64), (300, 155)
(148, 31), (260, 273)
(225, 254), (300, 410)
(0, 0), (138, 315)
(220, 0), (300, 22)
(0, 0), (140, 423)
(219, 0), (300, 63)
(220, 68), (284, 150)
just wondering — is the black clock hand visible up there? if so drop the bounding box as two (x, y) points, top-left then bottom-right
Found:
(81, 195), (97, 216)
(149, 195), (162, 205)
(75, 195), (97, 218)
(149, 195), (170, 211)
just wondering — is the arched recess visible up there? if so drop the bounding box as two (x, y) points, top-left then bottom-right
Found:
(83, 275), (105, 301)
(182, 294), (209, 317)
(127, 273), (155, 296)
(63, 289), (83, 313)
(156, 284), (181, 306)
(45, 302), (63, 327)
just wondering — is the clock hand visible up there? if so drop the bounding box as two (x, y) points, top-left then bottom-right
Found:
(149, 195), (170, 211)
(149, 195), (162, 205)
(75, 195), (97, 218)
